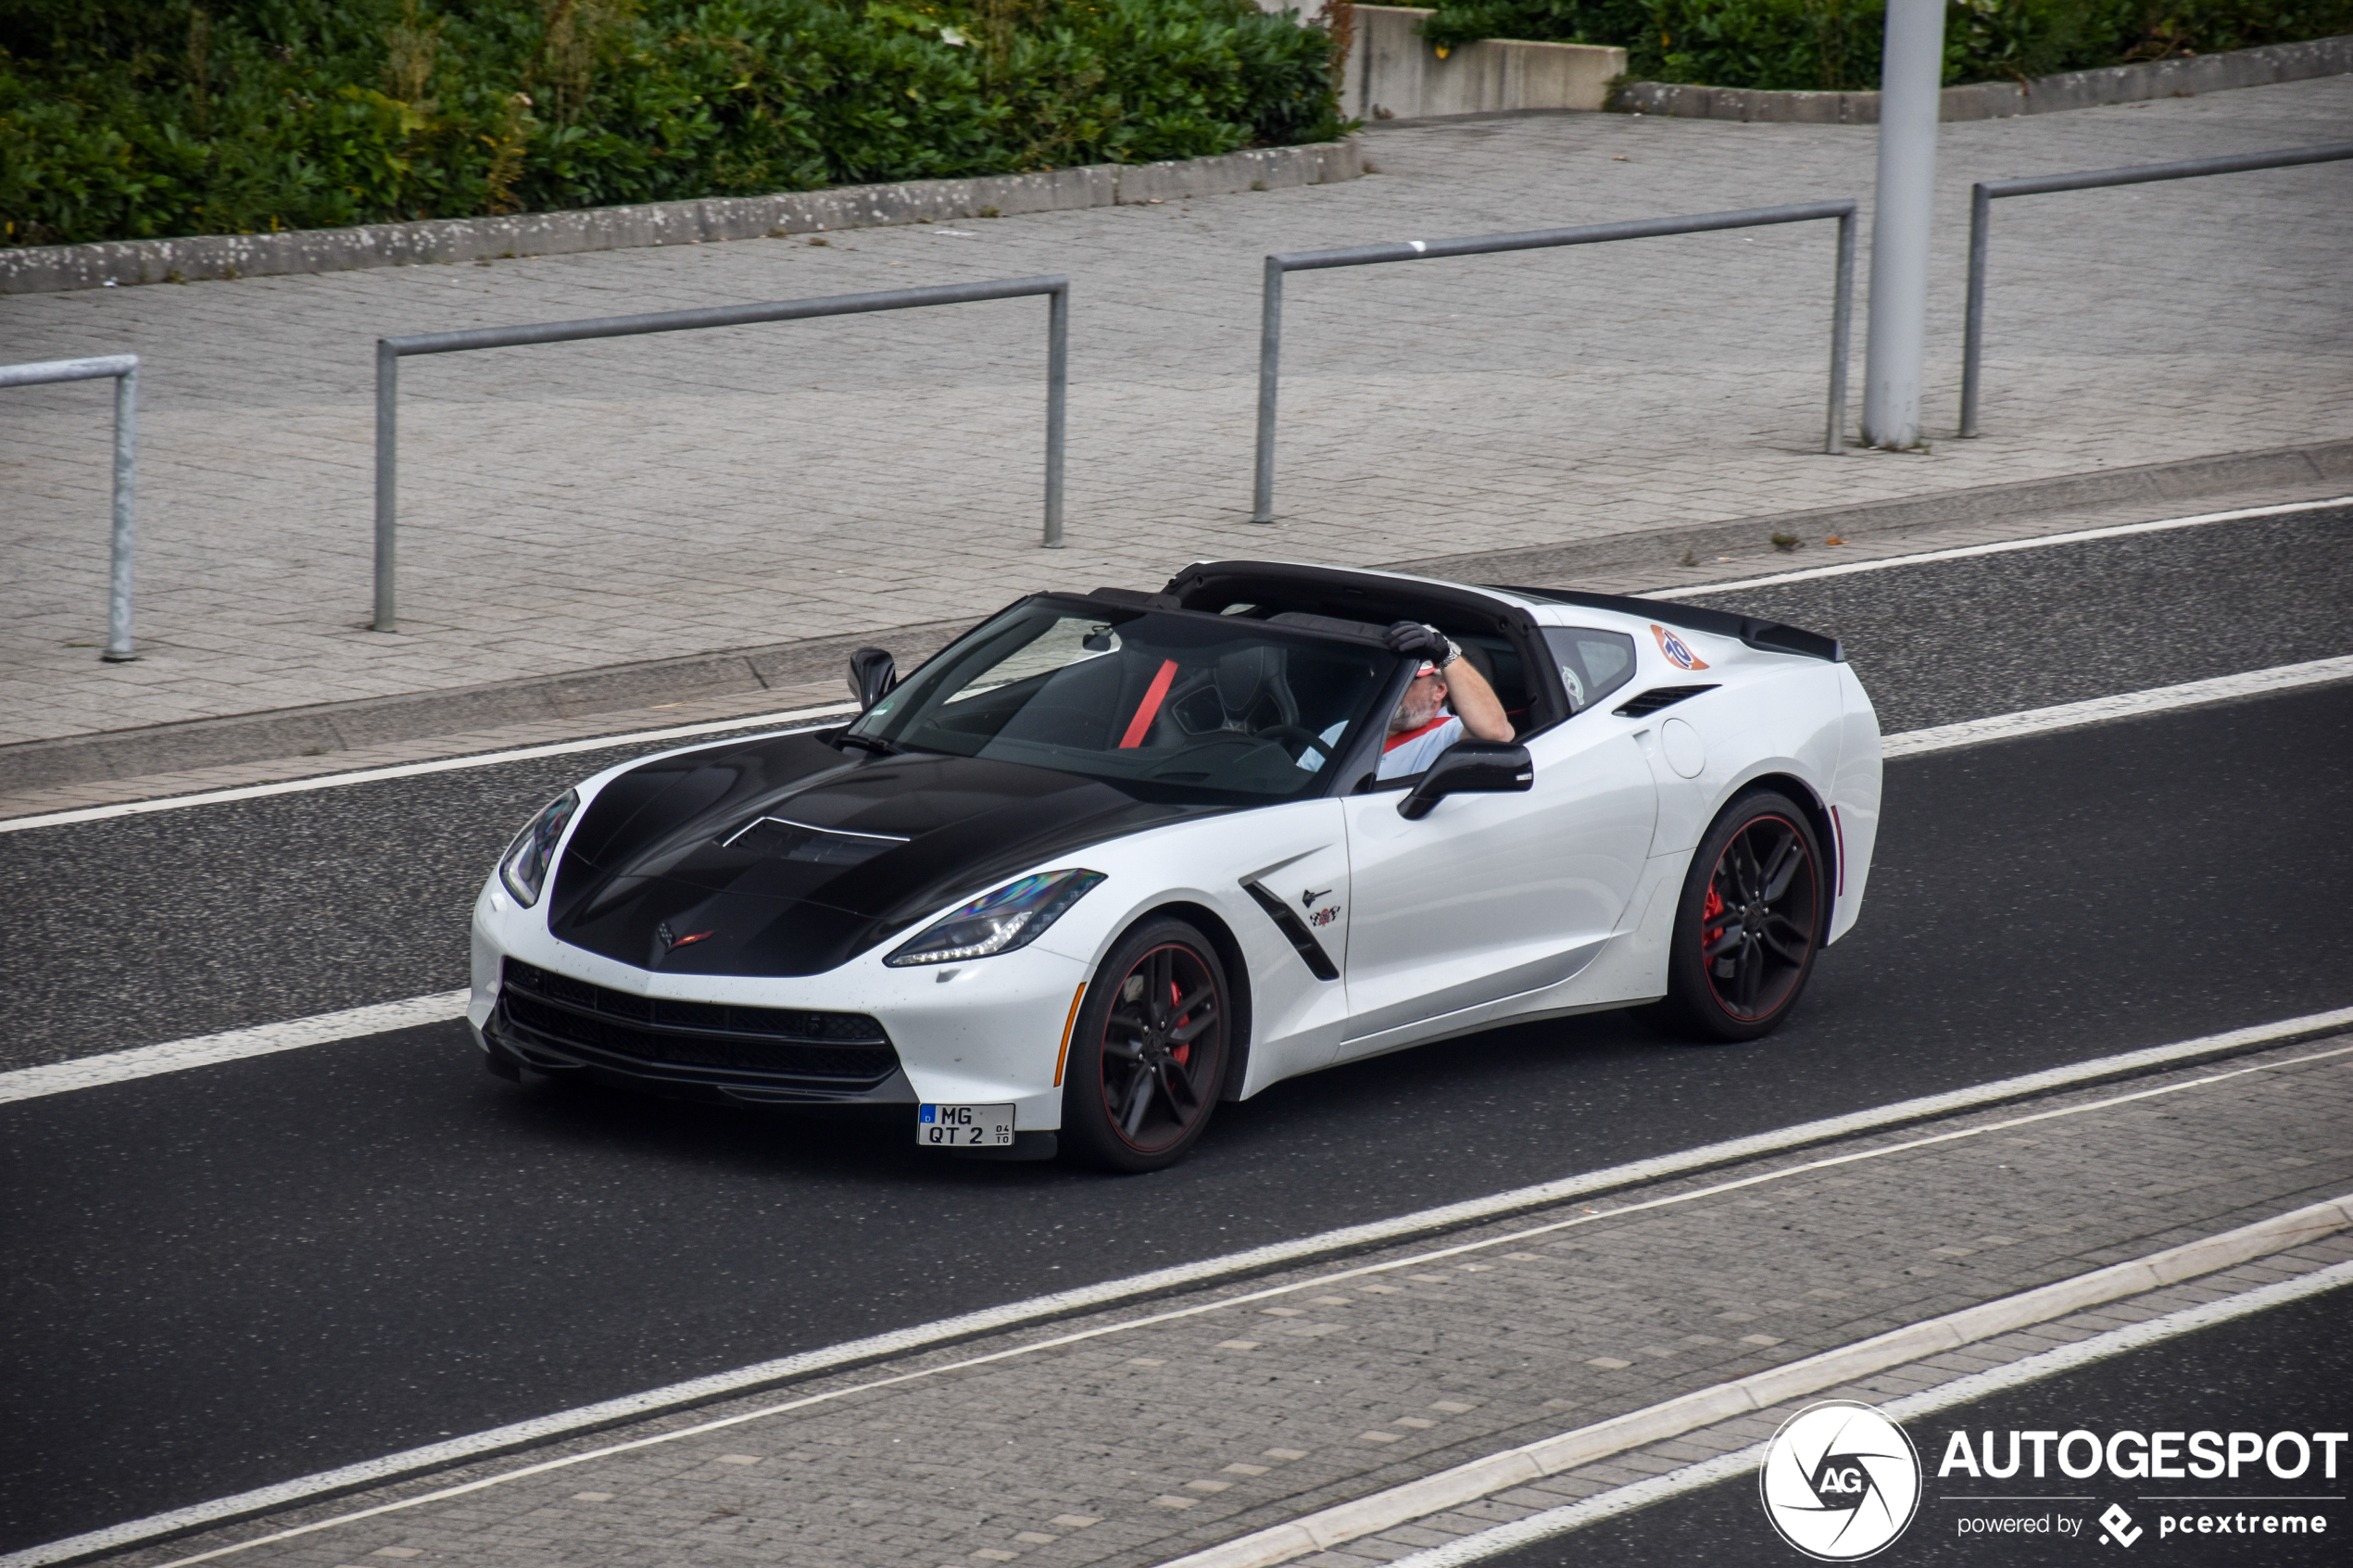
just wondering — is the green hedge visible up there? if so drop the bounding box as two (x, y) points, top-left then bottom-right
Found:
(1417, 0), (2353, 92)
(0, 0), (1346, 247)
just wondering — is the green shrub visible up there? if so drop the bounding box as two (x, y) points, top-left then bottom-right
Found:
(1416, 0), (2353, 91)
(0, 0), (1346, 245)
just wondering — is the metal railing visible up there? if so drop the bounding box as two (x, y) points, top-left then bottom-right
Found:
(1961, 141), (2353, 438)
(372, 275), (1071, 633)
(3, 355), (140, 661)
(1251, 202), (1858, 523)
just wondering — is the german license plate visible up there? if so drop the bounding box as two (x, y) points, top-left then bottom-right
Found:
(917, 1102), (1015, 1148)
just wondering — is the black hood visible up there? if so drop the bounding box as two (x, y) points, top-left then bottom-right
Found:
(546, 733), (1226, 977)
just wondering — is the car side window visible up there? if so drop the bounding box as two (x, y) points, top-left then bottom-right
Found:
(1542, 627), (1638, 714)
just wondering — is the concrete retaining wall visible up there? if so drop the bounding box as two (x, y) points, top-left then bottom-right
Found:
(1611, 32), (2353, 124)
(1348, 6), (1624, 122)
(0, 139), (1361, 295)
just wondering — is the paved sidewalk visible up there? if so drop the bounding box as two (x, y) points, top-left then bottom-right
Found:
(85, 1032), (2353, 1568)
(5, 79), (2348, 747)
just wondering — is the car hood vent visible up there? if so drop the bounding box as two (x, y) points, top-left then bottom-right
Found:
(1615, 684), (1718, 718)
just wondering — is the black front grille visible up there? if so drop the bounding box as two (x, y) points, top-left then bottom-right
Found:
(1615, 684), (1719, 718)
(497, 958), (899, 1086)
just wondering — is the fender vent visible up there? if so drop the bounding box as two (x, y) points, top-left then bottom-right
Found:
(1242, 882), (1340, 981)
(1616, 684), (1718, 718)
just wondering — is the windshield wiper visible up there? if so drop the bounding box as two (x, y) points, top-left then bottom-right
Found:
(835, 731), (900, 756)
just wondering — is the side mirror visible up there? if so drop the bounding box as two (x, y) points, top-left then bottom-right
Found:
(848, 647), (898, 710)
(1399, 741), (1533, 820)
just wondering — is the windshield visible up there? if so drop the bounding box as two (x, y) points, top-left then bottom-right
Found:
(848, 598), (1399, 800)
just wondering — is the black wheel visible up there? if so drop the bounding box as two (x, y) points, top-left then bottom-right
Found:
(1639, 791), (1824, 1043)
(1060, 919), (1231, 1173)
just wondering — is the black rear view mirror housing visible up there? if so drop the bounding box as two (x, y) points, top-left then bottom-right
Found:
(848, 647), (898, 710)
(1399, 741), (1533, 819)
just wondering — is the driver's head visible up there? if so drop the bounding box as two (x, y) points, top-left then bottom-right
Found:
(1389, 660), (1449, 734)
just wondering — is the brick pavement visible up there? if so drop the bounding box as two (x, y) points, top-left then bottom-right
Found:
(4, 78), (2348, 748)
(85, 1033), (2353, 1568)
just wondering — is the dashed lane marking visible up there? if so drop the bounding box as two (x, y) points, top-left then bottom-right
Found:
(1656, 495), (2352, 598)
(4, 1025), (2349, 1568)
(0, 992), (472, 1107)
(1882, 653), (2353, 758)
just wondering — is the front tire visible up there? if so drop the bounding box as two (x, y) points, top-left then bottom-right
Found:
(1639, 791), (1824, 1043)
(1060, 919), (1231, 1173)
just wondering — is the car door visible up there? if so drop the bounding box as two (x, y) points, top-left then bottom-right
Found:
(1336, 699), (1658, 1055)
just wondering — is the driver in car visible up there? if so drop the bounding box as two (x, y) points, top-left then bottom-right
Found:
(1378, 622), (1514, 779)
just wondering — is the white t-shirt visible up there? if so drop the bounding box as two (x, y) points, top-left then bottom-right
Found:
(1376, 714), (1463, 780)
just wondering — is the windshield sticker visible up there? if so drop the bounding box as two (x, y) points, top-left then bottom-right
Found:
(1651, 623), (1711, 672)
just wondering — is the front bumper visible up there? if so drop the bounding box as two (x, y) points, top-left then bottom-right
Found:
(470, 884), (1085, 1129)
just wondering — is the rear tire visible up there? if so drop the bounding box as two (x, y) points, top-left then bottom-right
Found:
(1637, 790), (1824, 1043)
(1060, 919), (1231, 1173)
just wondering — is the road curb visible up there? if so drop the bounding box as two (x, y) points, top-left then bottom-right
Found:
(0, 142), (1362, 296)
(1607, 34), (2353, 125)
(1154, 1194), (2353, 1568)
(4, 436), (2345, 797)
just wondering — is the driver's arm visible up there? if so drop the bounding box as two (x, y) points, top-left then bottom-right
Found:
(1442, 657), (1515, 742)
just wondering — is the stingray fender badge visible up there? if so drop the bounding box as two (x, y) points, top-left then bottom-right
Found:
(1650, 622), (1710, 672)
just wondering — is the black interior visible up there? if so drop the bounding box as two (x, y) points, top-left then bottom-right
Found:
(1161, 561), (1568, 737)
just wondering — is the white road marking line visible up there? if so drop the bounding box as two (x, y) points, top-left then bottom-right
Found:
(0, 992), (472, 1107)
(6, 649), (2344, 1108)
(1882, 653), (2353, 758)
(7, 1024), (2349, 1568)
(0, 703), (858, 835)
(1378, 1255), (2353, 1568)
(1655, 494), (2351, 598)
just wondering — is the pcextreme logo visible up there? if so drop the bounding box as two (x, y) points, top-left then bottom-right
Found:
(1759, 1400), (1923, 1561)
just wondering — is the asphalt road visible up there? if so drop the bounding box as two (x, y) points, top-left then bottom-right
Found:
(1, 507), (2348, 1551)
(3, 504), (2346, 1073)
(1484, 1280), (2353, 1566)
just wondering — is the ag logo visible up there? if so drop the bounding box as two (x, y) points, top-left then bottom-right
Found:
(1758, 1400), (1920, 1561)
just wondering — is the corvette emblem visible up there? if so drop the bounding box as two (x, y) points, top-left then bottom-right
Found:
(655, 922), (717, 952)
(1650, 622), (1710, 672)
(1301, 887), (1333, 908)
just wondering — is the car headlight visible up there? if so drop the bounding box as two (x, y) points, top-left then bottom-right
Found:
(885, 869), (1106, 967)
(498, 790), (579, 908)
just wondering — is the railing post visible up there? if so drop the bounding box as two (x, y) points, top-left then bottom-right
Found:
(373, 340), (398, 633)
(1826, 208), (1856, 456)
(103, 362), (140, 662)
(1959, 182), (1992, 439)
(1043, 282), (1068, 548)
(1251, 257), (1286, 525)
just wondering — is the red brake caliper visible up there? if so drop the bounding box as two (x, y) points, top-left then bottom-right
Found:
(1701, 884), (1726, 961)
(1169, 978), (1189, 1066)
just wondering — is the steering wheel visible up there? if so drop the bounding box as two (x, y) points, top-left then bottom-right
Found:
(1259, 724), (1338, 763)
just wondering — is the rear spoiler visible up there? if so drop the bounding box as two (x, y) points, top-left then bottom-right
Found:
(1491, 585), (1843, 664)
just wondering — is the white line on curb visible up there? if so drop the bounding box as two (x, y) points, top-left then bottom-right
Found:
(0, 704), (857, 836)
(1155, 1189), (2353, 1568)
(6, 1024), (2348, 1568)
(0, 992), (472, 1107)
(1377, 1254), (2353, 1568)
(1655, 494), (2352, 598)
(1881, 654), (2353, 758)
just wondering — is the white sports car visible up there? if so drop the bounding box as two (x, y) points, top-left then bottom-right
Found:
(470, 560), (1882, 1171)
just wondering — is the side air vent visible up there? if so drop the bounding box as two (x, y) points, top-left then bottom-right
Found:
(1615, 684), (1719, 718)
(1242, 882), (1340, 982)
